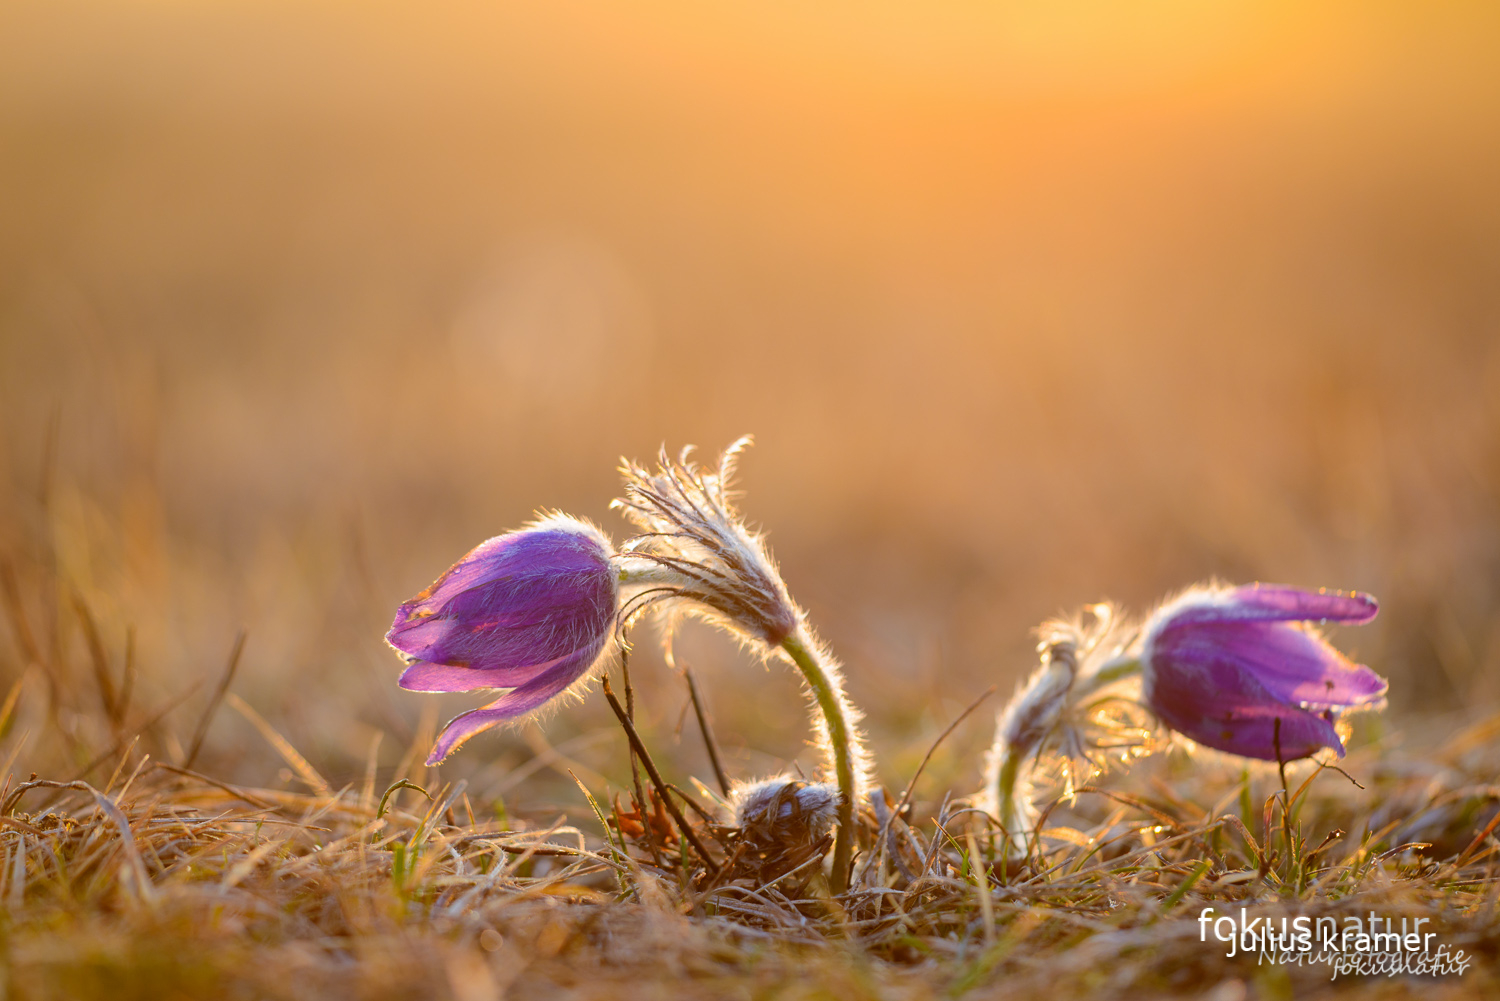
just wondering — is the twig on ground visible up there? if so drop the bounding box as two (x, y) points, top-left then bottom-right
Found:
(601, 673), (719, 875)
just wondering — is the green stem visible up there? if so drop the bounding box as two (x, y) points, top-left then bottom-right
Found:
(986, 655), (1140, 858)
(779, 629), (858, 895)
(1078, 655), (1141, 695)
(992, 743), (1029, 857)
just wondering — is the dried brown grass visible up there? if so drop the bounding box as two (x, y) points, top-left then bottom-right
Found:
(0, 639), (1496, 1000)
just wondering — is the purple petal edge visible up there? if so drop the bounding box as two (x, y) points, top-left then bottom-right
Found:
(397, 655), (568, 693)
(1149, 651), (1348, 761)
(1154, 620), (1388, 709)
(1166, 584), (1377, 629)
(386, 527), (616, 671)
(424, 653), (600, 765)
(1230, 584), (1378, 624)
(1176, 702), (1348, 762)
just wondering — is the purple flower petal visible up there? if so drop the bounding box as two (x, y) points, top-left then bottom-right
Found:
(1165, 584), (1377, 629)
(1141, 580), (1386, 762)
(387, 517), (621, 763)
(1155, 621), (1387, 709)
(386, 520), (617, 693)
(393, 534), (537, 621)
(1149, 651), (1345, 760)
(397, 654), (569, 693)
(425, 655), (594, 765)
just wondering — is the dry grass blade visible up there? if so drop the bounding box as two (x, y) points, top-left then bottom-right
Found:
(87, 785), (156, 905)
(600, 674), (718, 875)
(681, 664), (731, 798)
(0, 560), (43, 668)
(857, 685), (995, 887)
(185, 630), (247, 769)
(1455, 806), (1500, 870)
(226, 692), (332, 795)
(69, 590), (119, 725)
(0, 676), (24, 740)
(70, 682), (205, 782)
(154, 762), (276, 810)
(117, 626), (137, 726)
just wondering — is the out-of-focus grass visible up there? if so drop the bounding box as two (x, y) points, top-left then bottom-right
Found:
(0, 1), (1498, 996)
(0, 658), (1495, 1001)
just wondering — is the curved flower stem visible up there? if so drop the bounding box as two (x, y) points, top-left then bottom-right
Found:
(779, 628), (861, 894)
(989, 742), (1030, 858)
(983, 651), (1141, 859)
(1080, 655), (1141, 695)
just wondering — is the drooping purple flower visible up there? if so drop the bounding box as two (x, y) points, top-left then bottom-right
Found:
(386, 515), (619, 764)
(1140, 583), (1385, 761)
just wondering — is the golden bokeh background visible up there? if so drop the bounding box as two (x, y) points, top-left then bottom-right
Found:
(2, 1), (1498, 808)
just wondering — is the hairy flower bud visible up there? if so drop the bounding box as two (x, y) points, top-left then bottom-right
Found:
(980, 604), (1155, 858)
(731, 776), (839, 849)
(981, 631), (1080, 854)
(612, 437), (798, 644)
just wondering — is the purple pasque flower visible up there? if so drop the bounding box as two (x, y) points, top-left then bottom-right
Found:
(387, 515), (618, 765)
(1140, 583), (1385, 761)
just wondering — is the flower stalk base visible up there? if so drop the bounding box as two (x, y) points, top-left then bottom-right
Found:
(780, 629), (861, 894)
